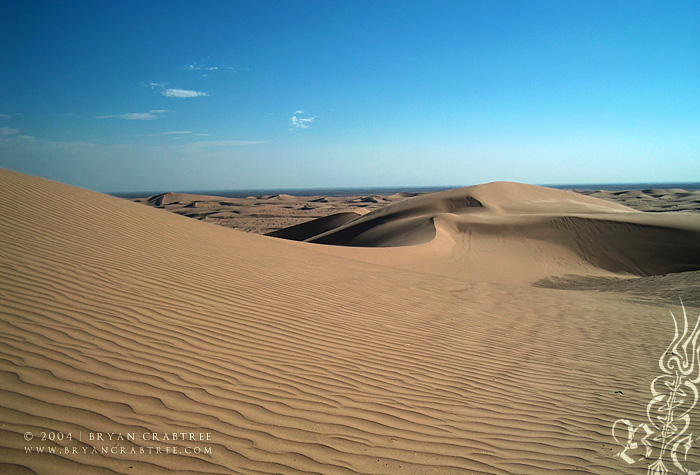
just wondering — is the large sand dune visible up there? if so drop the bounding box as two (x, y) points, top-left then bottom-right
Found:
(281, 182), (700, 285)
(2, 168), (700, 474)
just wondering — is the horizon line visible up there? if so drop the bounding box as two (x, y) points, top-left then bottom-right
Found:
(105, 180), (700, 197)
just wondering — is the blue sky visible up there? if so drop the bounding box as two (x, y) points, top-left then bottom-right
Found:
(1, 1), (698, 192)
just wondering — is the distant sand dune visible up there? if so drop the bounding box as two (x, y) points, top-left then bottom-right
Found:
(135, 191), (400, 235)
(2, 169), (699, 474)
(147, 191), (233, 206)
(578, 187), (700, 213)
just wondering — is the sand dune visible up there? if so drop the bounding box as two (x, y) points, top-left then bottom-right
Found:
(302, 182), (634, 246)
(134, 185), (700, 239)
(147, 192), (234, 207)
(578, 188), (700, 213)
(536, 269), (700, 306)
(2, 169), (700, 474)
(266, 212), (362, 242)
(134, 191), (404, 235)
(283, 182), (700, 284)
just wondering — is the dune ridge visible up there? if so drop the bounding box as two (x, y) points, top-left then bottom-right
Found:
(1, 169), (699, 474)
(279, 182), (700, 284)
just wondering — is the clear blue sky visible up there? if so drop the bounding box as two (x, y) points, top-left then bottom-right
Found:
(1, 0), (698, 192)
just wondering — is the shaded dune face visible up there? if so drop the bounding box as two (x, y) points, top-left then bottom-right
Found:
(265, 212), (361, 241)
(305, 194), (483, 247)
(308, 215), (437, 247)
(534, 216), (700, 276)
(450, 215), (700, 277)
(273, 182), (700, 279)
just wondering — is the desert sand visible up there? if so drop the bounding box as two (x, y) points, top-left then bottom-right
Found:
(2, 168), (700, 474)
(134, 184), (700, 236)
(577, 188), (700, 214)
(132, 191), (412, 235)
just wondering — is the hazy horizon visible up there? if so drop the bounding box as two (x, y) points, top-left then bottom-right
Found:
(2, 1), (698, 192)
(108, 181), (700, 199)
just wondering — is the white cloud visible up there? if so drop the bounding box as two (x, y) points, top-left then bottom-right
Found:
(162, 88), (208, 98)
(0, 114), (9, 119)
(0, 127), (35, 141)
(290, 110), (315, 129)
(186, 64), (247, 73)
(146, 82), (209, 98)
(143, 131), (192, 137)
(96, 110), (170, 120)
(289, 111), (315, 130)
(0, 127), (20, 135)
(187, 64), (218, 71)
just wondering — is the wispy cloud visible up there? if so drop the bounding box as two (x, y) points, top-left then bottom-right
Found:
(0, 127), (19, 135)
(143, 131), (192, 137)
(0, 127), (35, 141)
(147, 82), (208, 98)
(187, 64), (219, 71)
(289, 110), (315, 130)
(162, 88), (208, 98)
(290, 116), (313, 129)
(186, 63), (248, 73)
(96, 110), (171, 120)
(0, 114), (9, 119)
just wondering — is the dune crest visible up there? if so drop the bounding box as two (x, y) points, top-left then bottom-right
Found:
(266, 182), (700, 284)
(147, 191), (232, 206)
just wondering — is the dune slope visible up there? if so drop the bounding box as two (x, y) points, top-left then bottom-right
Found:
(266, 212), (361, 241)
(285, 182), (700, 284)
(1, 169), (698, 474)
